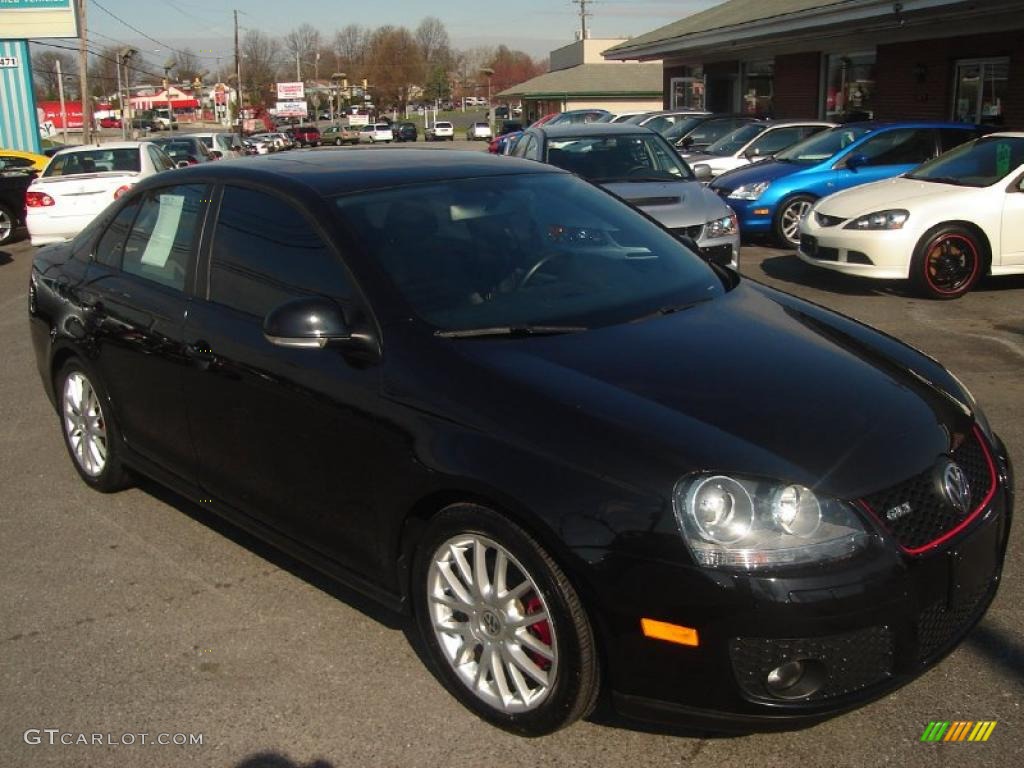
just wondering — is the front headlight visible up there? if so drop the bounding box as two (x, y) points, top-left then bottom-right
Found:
(705, 212), (738, 239)
(843, 209), (909, 230)
(673, 474), (870, 570)
(727, 181), (771, 201)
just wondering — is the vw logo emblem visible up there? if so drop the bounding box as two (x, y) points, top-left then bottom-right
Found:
(941, 461), (971, 515)
(481, 610), (502, 637)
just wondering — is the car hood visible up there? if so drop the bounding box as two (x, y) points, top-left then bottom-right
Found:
(816, 176), (981, 217)
(601, 179), (730, 228)
(711, 158), (803, 191)
(429, 282), (971, 501)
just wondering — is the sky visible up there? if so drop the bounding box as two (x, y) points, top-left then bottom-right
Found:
(85, 0), (723, 60)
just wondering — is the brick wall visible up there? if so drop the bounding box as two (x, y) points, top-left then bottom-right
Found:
(773, 52), (822, 118)
(875, 31), (1024, 129)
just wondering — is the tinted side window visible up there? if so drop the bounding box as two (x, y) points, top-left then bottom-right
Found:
(94, 198), (140, 267)
(939, 128), (979, 153)
(147, 145), (174, 172)
(858, 128), (936, 166)
(209, 186), (351, 318)
(122, 184), (207, 290)
(750, 126), (807, 154)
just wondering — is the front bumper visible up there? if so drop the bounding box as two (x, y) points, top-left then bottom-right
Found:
(797, 216), (918, 279)
(718, 196), (775, 235)
(588, 439), (1012, 731)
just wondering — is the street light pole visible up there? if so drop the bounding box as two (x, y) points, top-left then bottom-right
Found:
(56, 59), (69, 145)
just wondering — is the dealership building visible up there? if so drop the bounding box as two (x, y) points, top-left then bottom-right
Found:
(602, 0), (1024, 129)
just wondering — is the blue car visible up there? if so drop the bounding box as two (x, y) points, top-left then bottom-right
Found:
(709, 121), (985, 247)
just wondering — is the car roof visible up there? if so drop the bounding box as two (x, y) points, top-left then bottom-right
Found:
(57, 141), (146, 151)
(835, 120), (980, 130)
(534, 123), (656, 138)
(155, 148), (565, 196)
(762, 119), (836, 127)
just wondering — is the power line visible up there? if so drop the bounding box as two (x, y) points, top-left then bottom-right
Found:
(90, 0), (223, 62)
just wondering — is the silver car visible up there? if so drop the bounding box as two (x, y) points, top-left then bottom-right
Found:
(513, 123), (739, 269)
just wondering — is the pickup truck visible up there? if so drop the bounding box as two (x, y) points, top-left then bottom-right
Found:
(0, 170), (34, 246)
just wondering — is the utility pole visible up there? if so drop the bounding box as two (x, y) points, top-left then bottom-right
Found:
(296, 51), (301, 82)
(76, 0), (91, 143)
(234, 9), (243, 145)
(56, 59), (68, 145)
(572, 0), (592, 40)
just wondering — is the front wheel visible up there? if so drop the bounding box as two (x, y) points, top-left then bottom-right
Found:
(0, 203), (16, 246)
(910, 225), (984, 299)
(773, 195), (816, 249)
(56, 360), (130, 492)
(412, 504), (600, 736)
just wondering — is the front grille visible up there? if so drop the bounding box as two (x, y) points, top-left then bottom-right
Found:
(862, 429), (996, 553)
(672, 224), (704, 241)
(700, 243), (734, 266)
(730, 626), (894, 703)
(815, 212), (846, 227)
(800, 234), (838, 261)
(917, 579), (993, 662)
(847, 250), (873, 265)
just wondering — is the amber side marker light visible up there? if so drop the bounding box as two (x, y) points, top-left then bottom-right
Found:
(641, 618), (699, 647)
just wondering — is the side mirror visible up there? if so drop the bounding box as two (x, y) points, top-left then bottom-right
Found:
(175, 160), (191, 169)
(678, 136), (695, 149)
(845, 152), (869, 171)
(692, 163), (713, 182)
(263, 297), (351, 349)
(210, 150), (223, 159)
(744, 147), (760, 160)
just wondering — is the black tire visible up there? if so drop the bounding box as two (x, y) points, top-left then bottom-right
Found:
(412, 504), (600, 736)
(0, 203), (16, 246)
(910, 224), (984, 300)
(773, 194), (816, 249)
(55, 359), (130, 492)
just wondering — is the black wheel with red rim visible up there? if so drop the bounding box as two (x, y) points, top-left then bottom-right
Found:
(911, 225), (984, 300)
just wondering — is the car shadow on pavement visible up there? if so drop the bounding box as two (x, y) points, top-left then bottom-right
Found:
(758, 253), (902, 297)
(966, 621), (1024, 685)
(233, 752), (334, 768)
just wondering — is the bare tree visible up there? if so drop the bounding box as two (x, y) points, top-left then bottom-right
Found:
(284, 23), (321, 81)
(365, 25), (423, 110)
(415, 17), (450, 68)
(31, 49), (78, 100)
(174, 47), (203, 84)
(240, 30), (281, 106)
(332, 24), (368, 78)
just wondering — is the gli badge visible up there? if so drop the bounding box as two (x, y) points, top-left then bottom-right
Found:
(938, 459), (972, 516)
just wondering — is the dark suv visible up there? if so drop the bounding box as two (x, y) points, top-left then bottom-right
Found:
(292, 125), (321, 147)
(393, 122), (418, 142)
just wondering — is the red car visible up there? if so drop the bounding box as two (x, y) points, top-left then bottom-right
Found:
(291, 125), (321, 147)
(99, 117), (122, 129)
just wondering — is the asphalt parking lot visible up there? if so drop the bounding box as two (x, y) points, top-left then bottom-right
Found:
(1, 155), (1021, 766)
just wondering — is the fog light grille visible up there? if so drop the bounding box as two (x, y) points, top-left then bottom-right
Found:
(730, 626), (893, 702)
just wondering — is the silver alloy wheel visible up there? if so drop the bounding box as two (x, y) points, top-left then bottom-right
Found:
(0, 207), (12, 243)
(427, 534), (558, 713)
(62, 372), (108, 477)
(781, 200), (813, 244)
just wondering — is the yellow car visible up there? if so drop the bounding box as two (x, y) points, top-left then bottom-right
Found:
(0, 148), (50, 173)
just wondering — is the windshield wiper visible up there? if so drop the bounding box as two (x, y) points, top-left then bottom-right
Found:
(628, 298), (711, 324)
(436, 325), (587, 339)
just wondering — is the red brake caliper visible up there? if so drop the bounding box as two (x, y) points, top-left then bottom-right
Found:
(523, 596), (552, 670)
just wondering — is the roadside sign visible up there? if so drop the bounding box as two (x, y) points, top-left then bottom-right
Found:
(0, 0), (79, 39)
(276, 82), (304, 100)
(276, 100), (308, 117)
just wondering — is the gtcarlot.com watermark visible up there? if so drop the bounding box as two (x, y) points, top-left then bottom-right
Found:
(24, 729), (203, 747)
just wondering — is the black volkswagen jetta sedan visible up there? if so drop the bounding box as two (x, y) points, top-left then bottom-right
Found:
(28, 151), (1012, 736)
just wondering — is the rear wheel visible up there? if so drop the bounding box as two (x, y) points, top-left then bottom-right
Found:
(413, 504), (600, 736)
(0, 203), (15, 246)
(911, 225), (983, 299)
(56, 360), (130, 492)
(773, 194), (815, 249)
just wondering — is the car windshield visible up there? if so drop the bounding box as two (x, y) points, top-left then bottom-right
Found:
(154, 141), (197, 159)
(905, 136), (1024, 187)
(774, 125), (871, 164)
(704, 123), (768, 156)
(545, 133), (694, 183)
(43, 148), (140, 176)
(333, 173), (723, 332)
(661, 117), (709, 141)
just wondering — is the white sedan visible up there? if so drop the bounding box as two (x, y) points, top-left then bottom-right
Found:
(798, 133), (1024, 299)
(687, 120), (834, 179)
(26, 142), (174, 246)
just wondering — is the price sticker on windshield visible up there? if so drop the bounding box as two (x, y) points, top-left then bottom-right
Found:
(996, 143), (1012, 178)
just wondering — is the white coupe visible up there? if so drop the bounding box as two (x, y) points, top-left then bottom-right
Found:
(798, 132), (1024, 299)
(26, 142), (175, 246)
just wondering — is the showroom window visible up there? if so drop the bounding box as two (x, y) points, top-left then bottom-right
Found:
(670, 67), (705, 110)
(824, 52), (876, 121)
(741, 60), (774, 115)
(952, 58), (1009, 125)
